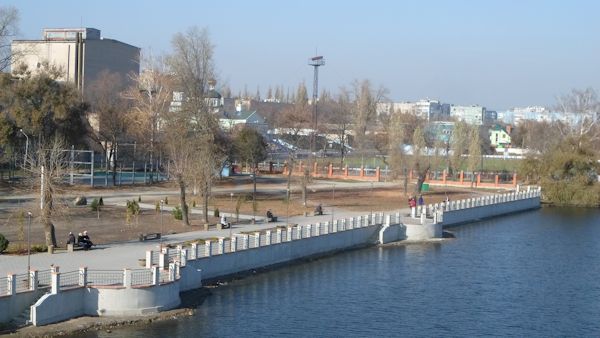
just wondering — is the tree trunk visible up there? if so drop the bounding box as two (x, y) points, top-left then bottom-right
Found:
(414, 163), (430, 195)
(202, 182), (209, 223)
(301, 169), (308, 206)
(177, 176), (189, 226)
(44, 220), (57, 248)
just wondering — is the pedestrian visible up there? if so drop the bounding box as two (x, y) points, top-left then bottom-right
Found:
(409, 196), (417, 218)
(418, 195), (424, 206)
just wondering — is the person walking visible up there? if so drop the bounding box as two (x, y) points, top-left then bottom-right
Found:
(409, 197), (417, 218)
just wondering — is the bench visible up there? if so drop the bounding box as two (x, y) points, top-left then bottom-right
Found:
(67, 243), (84, 252)
(139, 233), (161, 242)
(267, 216), (278, 223)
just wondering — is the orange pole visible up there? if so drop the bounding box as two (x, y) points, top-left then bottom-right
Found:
(459, 171), (464, 184)
(328, 163), (333, 177)
(376, 167), (381, 182)
(512, 173), (517, 186)
(313, 162), (318, 176)
(344, 165), (349, 177)
(360, 166), (364, 177)
(477, 173), (481, 186)
(495, 175), (499, 187)
(409, 169), (413, 180)
(443, 170), (447, 184)
(283, 161), (288, 175)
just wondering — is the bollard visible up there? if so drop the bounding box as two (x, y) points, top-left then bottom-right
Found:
(146, 250), (153, 268)
(151, 266), (159, 285)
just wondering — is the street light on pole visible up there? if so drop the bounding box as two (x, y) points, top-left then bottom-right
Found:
(27, 211), (32, 274)
(20, 129), (29, 169)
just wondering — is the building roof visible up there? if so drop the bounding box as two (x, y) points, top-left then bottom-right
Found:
(206, 89), (222, 99)
(221, 110), (257, 121)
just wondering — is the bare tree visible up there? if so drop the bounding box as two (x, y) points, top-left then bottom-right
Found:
(329, 89), (354, 167)
(26, 137), (70, 247)
(467, 127), (482, 187)
(165, 26), (218, 225)
(351, 79), (387, 161)
(0, 5), (19, 72)
(555, 87), (600, 149)
(125, 58), (173, 182)
(86, 70), (129, 185)
(411, 125), (430, 194)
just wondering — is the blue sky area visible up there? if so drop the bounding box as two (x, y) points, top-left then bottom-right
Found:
(5, 0), (600, 110)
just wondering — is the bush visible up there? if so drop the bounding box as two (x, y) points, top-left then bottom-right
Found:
(90, 198), (100, 211)
(172, 205), (183, 220)
(31, 244), (48, 253)
(138, 195), (142, 202)
(214, 208), (220, 217)
(126, 200), (141, 225)
(192, 200), (196, 208)
(0, 234), (8, 253)
(99, 197), (104, 206)
(155, 200), (161, 213)
(164, 196), (169, 205)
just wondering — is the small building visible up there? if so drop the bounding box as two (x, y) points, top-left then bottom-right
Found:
(489, 125), (511, 150)
(11, 28), (140, 94)
(219, 109), (267, 133)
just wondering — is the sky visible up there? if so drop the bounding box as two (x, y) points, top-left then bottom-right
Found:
(5, 0), (600, 111)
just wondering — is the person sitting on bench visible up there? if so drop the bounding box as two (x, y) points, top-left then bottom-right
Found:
(266, 209), (277, 222)
(220, 215), (230, 229)
(67, 232), (76, 245)
(79, 231), (94, 250)
(314, 204), (323, 216)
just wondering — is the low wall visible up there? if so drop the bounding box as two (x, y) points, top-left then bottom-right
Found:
(405, 222), (443, 241)
(88, 284), (181, 316)
(441, 195), (540, 228)
(192, 225), (380, 281)
(31, 287), (86, 326)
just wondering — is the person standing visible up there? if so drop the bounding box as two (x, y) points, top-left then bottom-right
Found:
(409, 197), (417, 218)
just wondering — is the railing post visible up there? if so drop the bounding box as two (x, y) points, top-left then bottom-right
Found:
(315, 223), (321, 236)
(287, 226), (293, 241)
(7, 274), (16, 296)
(146, 250), (153, 268)
(175, 262), (180, 280)
(51, 270), (60, 294)
(254, 232), (261, 247)
(181, 249), (188, 266)
(168, 263), (176, 281)
(190, 243), (198, 260)
(218, 238), (225, 254)
(79, 267), (87, 287)
(385, 214), (391, 226)
(205, 240), (212, 257)
(276, 228), (283, 243)
(332, 220), (338, 232)
(231, 236), (237, 252)
(306, 225), (312, 238)
(265, 230), (272, 245)
(124, 268), (132, 288)
(243, 234), (250, 249)
(296, 225), (302, 239)
(151, 266), (159, 285)
(29, 270), (38, 291)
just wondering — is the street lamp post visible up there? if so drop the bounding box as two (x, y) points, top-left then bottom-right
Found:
(159, 200), (164, 250)
(27, 211), (32, 274)
(19, 129), (29, 169)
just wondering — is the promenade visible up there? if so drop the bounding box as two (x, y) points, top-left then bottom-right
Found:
(0, 179), (402, 277)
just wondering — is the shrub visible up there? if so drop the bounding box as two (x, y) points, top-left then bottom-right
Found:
(138, 195), (142, 202)
(164, 196), (169, 205)
(192, 200), (196, 208)
(214, 208), (220, 217)
(0, 234), (8, 253)
(99, 197), (104, 206)
(172, 205), (183, 220)
(126, 200), (141, 225)
(90, 198), (100, 211)
(155, 200), (160, 213)
(31, 244), (48, 253)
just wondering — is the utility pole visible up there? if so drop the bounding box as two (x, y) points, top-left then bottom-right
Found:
(308, 55), (325, 163)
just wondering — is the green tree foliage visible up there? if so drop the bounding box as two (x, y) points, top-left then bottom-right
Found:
(520, 137), (600, 206)
(0, 233), (9, 253)
(6, 64), (89, 146)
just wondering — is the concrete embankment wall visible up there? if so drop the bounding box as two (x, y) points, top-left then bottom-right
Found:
(441, 194), (541, 228)
(192, 225), (380, 281)
(0, 288), (47, 323)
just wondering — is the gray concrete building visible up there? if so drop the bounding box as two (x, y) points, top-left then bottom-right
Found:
(11, 28), (140, 94)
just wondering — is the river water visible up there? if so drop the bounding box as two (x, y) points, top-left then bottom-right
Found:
(77, 207), (600, 337)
